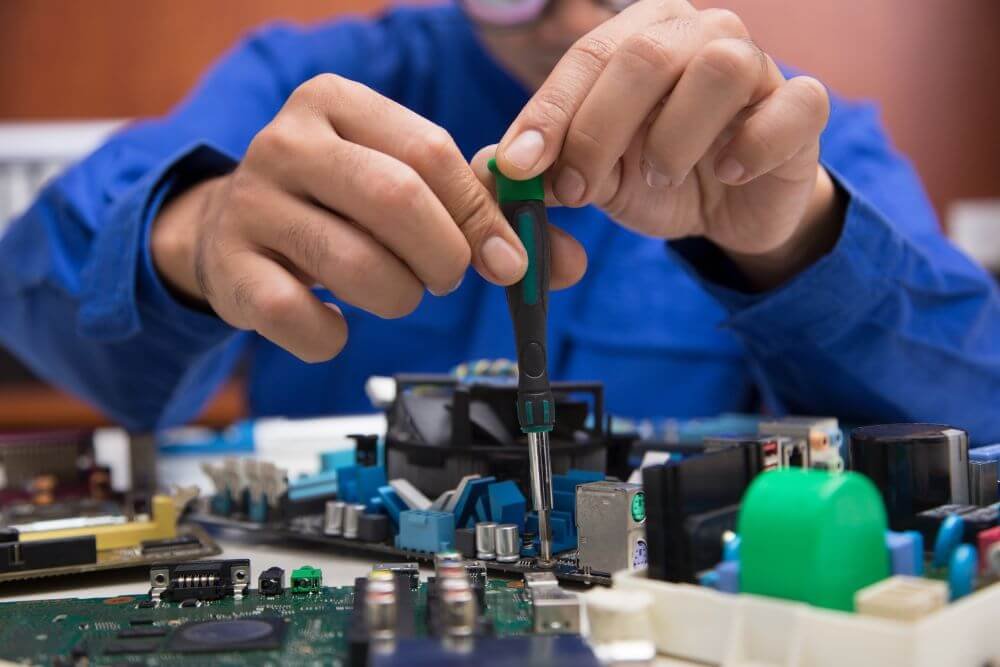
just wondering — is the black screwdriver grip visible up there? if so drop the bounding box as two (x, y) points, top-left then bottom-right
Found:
(501, 200), (555, 433)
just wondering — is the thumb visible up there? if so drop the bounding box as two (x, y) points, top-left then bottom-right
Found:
(471, 145), (589, 290)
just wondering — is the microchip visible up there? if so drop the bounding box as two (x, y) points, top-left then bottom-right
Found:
(136, 600), (156, 609)
(179, 598), (199, 608)
(167, 617), (287, 653)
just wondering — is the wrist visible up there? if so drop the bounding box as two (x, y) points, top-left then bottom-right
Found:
(151, 175), (226, 305)
(726, 165), (845, 291)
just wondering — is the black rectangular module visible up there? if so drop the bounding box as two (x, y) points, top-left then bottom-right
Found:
(643, 445), (761, 583)
(913, 504), (978, 546)
(0, 536), (96, 573)
(685, 504), (740, 577)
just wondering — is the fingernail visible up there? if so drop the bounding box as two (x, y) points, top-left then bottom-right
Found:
(644, 166), (671, 189)
(503, 130), (545, 171)
(716, 156), (745, 185)
(429, 274), (464, 297)
(553, 166), (586, 204)
(481, 236), (526, 283)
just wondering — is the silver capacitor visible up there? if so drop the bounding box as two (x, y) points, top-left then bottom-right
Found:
(494, 524), (520, 563)
(343, 503), (366, 539)
(475, 522), (498, 560)
(365, 569), (398, 639)
(324, 500), (346, 536)
(438, 576), (477, 637)
(434, 551), (465, 579)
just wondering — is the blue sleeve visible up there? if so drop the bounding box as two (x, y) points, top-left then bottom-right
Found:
(669, 94), (1000, 443)
(0, 18), (407, 431)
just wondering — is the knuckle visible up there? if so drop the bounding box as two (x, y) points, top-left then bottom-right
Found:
(619, 31), (674, 72)
(281, 219), (329, 277)
(423, 127), (459, 164)
(403, 125), (460, 174)
(450, 183), (494, 237)
(696, 39), (756, 85)
(295, 73), (344, 103)
(252, 281), (302, 326)
(741, 124), (778, 159)
(570, 34), (618, 74)
(373, 167), (424, 208)
(792, 76), (831, 124)
(700, 8), (748, 37)
(564, 123), (603, 165)
(532, 87), (576, 132)
(251, 123), (300, 158)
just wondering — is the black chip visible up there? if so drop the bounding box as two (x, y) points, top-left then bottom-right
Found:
(136, 600), (156, 608)
(104, 638), (161, 654)
(180, 598), (199, 608)
(129, 618), (154, 625)
(118, 626), (168, 638)
(140, 534), (200, 554)
(167, 617), (286, 653)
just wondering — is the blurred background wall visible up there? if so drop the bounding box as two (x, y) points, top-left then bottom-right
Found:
(1, 0), (998, 428)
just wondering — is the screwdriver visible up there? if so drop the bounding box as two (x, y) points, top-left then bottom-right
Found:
(487, 158), (556, 566)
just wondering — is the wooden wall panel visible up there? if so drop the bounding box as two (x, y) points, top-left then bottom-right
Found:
(709, 0), (1000, 220)
(0, 0), (388, 119)
(1, 0), (997, 212)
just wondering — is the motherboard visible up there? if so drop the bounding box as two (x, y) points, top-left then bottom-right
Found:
(0, 556), (592, 667)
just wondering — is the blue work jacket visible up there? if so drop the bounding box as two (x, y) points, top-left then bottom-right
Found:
(2, 5), (999, 442)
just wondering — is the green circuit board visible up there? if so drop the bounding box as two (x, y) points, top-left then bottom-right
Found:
(0, 579), (534, 666)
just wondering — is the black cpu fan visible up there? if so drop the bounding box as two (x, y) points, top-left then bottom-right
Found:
(384, 374), (608, 498)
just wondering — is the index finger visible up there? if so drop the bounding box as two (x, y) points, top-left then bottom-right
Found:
(494, 0), (697, 179)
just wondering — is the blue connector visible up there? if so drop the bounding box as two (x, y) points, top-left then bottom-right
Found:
(395, 510), (455, 553)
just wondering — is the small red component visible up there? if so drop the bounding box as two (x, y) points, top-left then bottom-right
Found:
(976, 525), (1000, 573)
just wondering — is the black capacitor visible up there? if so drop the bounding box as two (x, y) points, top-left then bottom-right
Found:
(357, 513), (391, 543)
(643, 444), (763, 583)
(454, 528), (477, 559)
(850, 424), (969, 531)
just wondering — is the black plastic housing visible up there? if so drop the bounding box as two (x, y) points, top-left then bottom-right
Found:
(850, 423), (970, 530)
(643, 445), (763, 583)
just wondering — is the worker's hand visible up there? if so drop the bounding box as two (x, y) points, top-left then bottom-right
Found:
(487, 1), (842, 290)
(152, 74), (587, 362)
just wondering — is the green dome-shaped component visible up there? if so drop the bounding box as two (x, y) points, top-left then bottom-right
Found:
(738, 469), (890, 612)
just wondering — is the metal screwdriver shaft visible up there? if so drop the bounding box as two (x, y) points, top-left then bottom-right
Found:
(488, 158), (556, 566)
(528, 431), (554, 563)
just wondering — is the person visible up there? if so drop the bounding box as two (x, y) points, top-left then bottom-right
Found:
(1, 0), (998, 442)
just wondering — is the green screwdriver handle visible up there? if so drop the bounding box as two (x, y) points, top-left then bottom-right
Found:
(488, 159), (555, 434)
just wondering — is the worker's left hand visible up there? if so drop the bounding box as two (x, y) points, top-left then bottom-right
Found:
(481, 0), (843, 289)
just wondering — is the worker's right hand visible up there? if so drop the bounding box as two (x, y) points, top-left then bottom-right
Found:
(151, 74), (588, 362)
